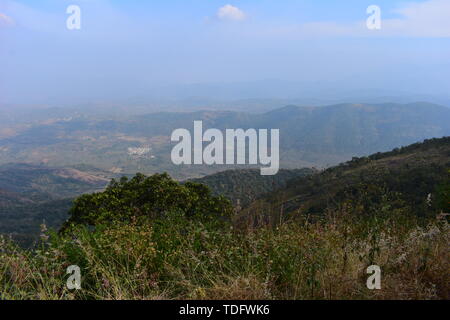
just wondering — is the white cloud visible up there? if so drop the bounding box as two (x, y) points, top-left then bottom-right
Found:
(256, 0), (450, 39)
(0, 1), (58, 32)
(0, 13), (14, 27)
(217, 4), (246, 21)
(384, 0), (450, 37)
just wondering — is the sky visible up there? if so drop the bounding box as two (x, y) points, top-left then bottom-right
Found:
(0, 0), (449, 104)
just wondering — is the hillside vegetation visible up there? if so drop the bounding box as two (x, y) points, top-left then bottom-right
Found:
(190, 168), (315, 207)
(0, 138), (448, 300)
(0, 164), (111, 246)
(241, 137), (450, 226)
(0, 166), (310, 246)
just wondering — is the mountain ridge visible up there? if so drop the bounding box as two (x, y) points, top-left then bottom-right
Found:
(239, 136), (450, 224)
(0, 102), (448, 177)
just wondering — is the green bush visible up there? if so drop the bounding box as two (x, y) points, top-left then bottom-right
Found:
(62, 173), (234, 230)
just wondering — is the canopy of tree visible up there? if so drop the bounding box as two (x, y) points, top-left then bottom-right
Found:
(63, 173), (233, 230)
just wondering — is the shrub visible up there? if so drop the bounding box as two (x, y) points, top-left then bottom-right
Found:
(62, 173), (234, 230)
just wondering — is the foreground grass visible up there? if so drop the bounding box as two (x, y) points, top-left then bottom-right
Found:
(0, 212), (448, 300)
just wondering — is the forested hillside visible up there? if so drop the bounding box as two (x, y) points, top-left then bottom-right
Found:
(0, 164), (313, 245)
(190, 168), (315, 206)
(241, 137), (450, 225)
(0, 164), (111, 246)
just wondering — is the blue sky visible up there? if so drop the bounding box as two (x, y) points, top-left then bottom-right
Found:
(0, 0), (449, 104)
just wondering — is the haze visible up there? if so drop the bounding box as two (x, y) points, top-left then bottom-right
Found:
(1, 0), (449, 105)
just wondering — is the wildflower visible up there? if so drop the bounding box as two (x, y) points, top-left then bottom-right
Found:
(102, 278), (110, 289)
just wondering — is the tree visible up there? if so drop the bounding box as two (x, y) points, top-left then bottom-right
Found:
(62, 173), (233, 230)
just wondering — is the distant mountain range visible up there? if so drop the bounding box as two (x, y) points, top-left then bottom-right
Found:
(0, 102), (448, 178)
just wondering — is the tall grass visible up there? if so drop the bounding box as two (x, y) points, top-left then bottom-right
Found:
(0, 211), (448, 300)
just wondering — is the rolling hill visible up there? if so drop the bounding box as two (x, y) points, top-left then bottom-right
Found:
(0, 164), (112, 246)
(240, 137), (450, 225)
(0, 102), (448, 178)
(190, 168), (315, 207)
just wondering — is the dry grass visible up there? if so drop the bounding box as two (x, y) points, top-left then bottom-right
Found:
(0, 213), (448, 300)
